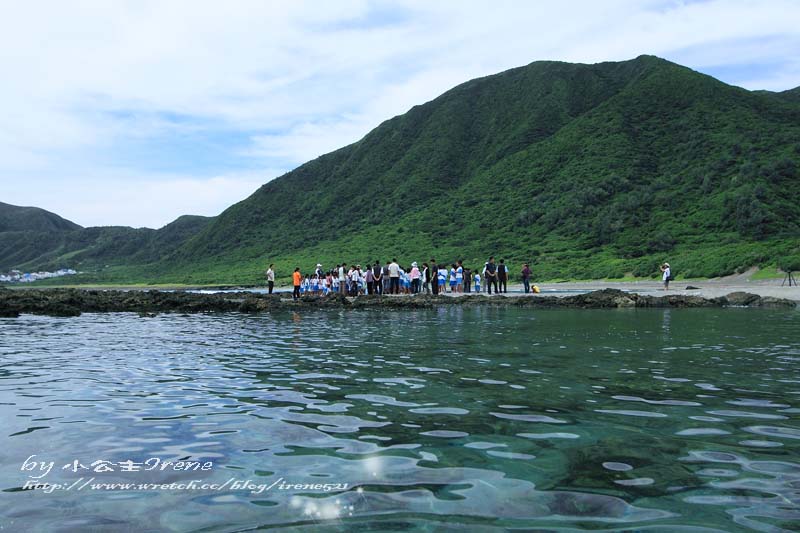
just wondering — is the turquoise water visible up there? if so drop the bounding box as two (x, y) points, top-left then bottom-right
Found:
(1, 308), (799, 531)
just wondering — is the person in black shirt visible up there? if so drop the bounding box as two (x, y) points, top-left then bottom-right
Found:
(430, 258), (439, 295)
(485, 256), (498, 294)
(498, 259), (508, 293)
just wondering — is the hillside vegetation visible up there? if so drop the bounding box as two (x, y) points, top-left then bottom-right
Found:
(3, 55), (799, 284)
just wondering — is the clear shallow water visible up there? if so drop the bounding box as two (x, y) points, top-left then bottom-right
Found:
(1, 308), (799, 532)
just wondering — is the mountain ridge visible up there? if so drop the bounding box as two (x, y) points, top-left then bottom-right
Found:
(0, 201), (82, 233)
(3, 55), (799, 282)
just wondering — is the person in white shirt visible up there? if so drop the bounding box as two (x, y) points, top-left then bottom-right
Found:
(388, 259), (401, 294)
(660, 262), (671, 291)
(265, 264), (275, 294)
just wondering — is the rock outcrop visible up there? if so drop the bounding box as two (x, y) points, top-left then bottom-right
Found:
(0, 288), (795, 318)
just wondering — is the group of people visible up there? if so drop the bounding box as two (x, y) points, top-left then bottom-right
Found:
(266, 257), (540, 300)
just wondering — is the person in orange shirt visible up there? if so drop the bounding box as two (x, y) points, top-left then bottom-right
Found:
(292, 267), (302, 300)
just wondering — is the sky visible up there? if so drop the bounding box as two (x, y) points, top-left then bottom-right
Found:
(1, 0), (798, 228)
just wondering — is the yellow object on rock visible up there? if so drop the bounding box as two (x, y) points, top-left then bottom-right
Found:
(533, 285), (540, 294)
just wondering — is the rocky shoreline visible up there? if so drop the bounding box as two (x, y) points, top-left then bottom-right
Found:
(0, 287), (796, 317)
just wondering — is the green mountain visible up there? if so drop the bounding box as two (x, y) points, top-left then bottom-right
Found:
(778, 86), (800, 103)
(3, 55), (800, 283)
(0, 210), (212, 274)
(0, 202), (82, 233)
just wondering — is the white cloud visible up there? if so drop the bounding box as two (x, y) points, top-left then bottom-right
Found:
(0, 0), (798, 227)
(1, 171), (270, 229)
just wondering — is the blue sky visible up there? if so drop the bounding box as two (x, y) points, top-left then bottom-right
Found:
(0, 0), (798, 228)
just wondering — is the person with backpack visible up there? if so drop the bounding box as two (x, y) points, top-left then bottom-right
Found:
(661, 262), (672, 291)
(497, 259), (508, 293)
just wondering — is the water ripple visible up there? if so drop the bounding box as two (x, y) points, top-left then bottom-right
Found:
(1, 308), (799, 531)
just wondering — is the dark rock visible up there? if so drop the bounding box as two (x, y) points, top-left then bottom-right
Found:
(47, 304), (82, 317)
(685, 286), (701, 290)
(723, 292), (762, 306)
(0, 288), (794, 317)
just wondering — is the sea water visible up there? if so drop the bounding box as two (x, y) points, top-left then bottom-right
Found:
(1, 308), (799, 531)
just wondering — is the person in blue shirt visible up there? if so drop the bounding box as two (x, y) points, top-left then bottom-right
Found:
(474, 273), (481, 293)
(455, 261), (464, 293)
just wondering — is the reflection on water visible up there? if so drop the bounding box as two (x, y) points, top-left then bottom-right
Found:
(1, 308), (799, 531)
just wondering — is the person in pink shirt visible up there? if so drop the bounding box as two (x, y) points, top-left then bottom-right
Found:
(410, 262), (421, 294)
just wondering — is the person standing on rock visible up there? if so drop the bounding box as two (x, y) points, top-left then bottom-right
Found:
(498, 259), (509, 293)
(521, 263), (532, 294)
(383, 261), (392, 294)
(421, 263), (430, 294)
(661, 262), (671, 291)
(485, 257), (498, 294)
(455, 261), (464, 293)
(429, 259), (439, 295)
(292, 267), (302, 300)
(373, 261), (383, 295)
(410, 262), (421, 294)
(266, 264), (275, 294)
(338, 263), (347, 295)
(365, 265), (375, 295)
(389, 258), (401, 294)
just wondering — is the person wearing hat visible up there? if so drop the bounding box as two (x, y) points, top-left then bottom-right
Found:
(660, 262), (671, 291)
(521, 263), (532, 293)
(410, 262), (421, 294)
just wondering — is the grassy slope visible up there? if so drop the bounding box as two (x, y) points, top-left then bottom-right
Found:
(0, 202), (82, 232)
(6, 56), (800, 285)
(1, 215), (214, 274)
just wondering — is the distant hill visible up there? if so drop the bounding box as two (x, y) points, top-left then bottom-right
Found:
(0, 202), (82, 233)
(3, 55), (799, 283)
(778, 86), (800, 103)
(0, 213), (213, 273)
